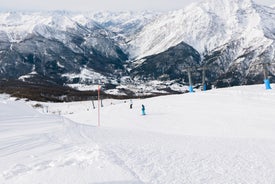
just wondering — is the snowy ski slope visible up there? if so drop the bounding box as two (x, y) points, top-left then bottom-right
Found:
(1, 85), (275, 184)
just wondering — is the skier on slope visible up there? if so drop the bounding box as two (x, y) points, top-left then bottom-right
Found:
(130, 99), (133, 109)
(141, 104), (146, 115)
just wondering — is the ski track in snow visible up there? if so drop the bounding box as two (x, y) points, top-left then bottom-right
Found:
(1, 85), (275, 183)
(0, 101), (140, 183)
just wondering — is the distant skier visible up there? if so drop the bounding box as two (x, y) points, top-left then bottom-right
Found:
(130, 99), (133, 109)
(141, 104), (146, 115)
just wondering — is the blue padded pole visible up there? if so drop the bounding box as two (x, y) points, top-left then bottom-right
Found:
(203, 83), (207, 91)
(189, 86), (194, 93)
(264, 79), (271, 90)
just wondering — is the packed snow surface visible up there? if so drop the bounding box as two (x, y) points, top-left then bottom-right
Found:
(1, 85), (275, 184)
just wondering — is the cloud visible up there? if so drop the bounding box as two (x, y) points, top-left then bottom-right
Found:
(0, 0), (194, 11)
(0, 0), (273, 11)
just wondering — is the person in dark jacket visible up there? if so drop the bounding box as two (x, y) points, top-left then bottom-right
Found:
(130, 99), (133, 109)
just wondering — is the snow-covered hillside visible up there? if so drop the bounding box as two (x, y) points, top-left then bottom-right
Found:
(129, 0), (275, 59)
(1, 84), (275, 183)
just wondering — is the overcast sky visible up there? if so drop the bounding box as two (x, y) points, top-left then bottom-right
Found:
(0, 0), (273, 12)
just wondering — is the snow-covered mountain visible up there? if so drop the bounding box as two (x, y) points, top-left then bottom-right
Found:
(0, 11), (161, 88)
(85, 11), (160, 38)
(130, 0), (275, 86)
(130, 0), (274, 57)
(0, 0), (275, 98)
(0, 11), (129, 85)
